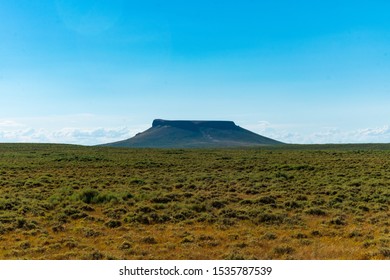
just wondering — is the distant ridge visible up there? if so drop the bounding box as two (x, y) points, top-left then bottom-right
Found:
(103, 119), (284, 148)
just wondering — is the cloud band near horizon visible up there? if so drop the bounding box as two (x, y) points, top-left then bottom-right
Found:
(1, 116), (389, 145)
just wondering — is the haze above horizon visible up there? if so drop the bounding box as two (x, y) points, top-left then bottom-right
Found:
(1, 0), (390, 145)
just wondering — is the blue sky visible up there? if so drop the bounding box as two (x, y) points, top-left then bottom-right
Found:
(1, 0), (390, 144)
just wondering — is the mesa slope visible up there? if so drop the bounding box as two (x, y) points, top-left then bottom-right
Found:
(104, 119), (283, 148)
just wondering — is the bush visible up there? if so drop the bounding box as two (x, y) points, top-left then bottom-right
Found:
(151, 196), (173, 204)
(256, 196), (276, 205)
(190, 203), (207, 213)
(296, 195), (308, 201)
(15, 218), (38, 230)
(90, 251), (105, 260)
(256, 213), (285, 225)
(330, 216), (346, 226)
(173, 209), (195, 221)
(78, 189), (99, 204)
(122, 192), (134, 201)
(263, 232), (278, 240)
(211, 200), (226, 209)
(285, 201), (303, 209)
(105, 220), (122, 228)
(78, 189), (119, 204)
(220, 209), (249, 220)
(305, 208), (327, 216)
(274, 246), (295, 255)
(0, 199), (18, 211)
(104, 208), (127, 219)
(379, 248), (390, 258)
(141, 237), (157, 244)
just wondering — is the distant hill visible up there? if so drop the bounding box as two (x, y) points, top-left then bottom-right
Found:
(103, 119), (284, 148)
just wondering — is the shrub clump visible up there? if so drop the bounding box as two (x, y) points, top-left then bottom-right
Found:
(105, 220), (122, 228)
(305, 208), (327, 216)
(0, 199), (19, 211)
(273, 245), (295, 256)
(256, 213), (285, 225)
(15, 218), (38, 230)
(141, 237), (157, 244)
(78, 189), (119, 204)
(256, 196), (276, 205)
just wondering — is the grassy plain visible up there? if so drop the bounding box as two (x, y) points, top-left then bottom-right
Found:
(0, 143), (390, 259)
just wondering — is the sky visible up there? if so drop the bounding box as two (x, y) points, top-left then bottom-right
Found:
(1, 0), (390, 145)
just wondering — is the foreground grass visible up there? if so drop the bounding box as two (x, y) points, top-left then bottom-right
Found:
(0, 143), (390, 259)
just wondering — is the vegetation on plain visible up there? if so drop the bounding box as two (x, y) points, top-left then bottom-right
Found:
(0, 143), (390, 259)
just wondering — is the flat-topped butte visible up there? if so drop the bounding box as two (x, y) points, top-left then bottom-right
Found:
(104, 119), (284, 148)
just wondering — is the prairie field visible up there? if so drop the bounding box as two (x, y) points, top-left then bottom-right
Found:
(0, 143), (390, 260)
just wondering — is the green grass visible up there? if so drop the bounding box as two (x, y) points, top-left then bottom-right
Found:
(0, 143), (390, 259)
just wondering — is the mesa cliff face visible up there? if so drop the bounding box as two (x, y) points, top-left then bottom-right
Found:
(103, 119), (284, 148)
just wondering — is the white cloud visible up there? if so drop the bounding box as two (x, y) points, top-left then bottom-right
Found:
(247, 121), (390, 144)
(0, 115), (146, 145)
(357, 125), (390, 137)
(0, 127), (134, 145)
(52, 127), (134, 145)
(351, 126), (390, 143)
